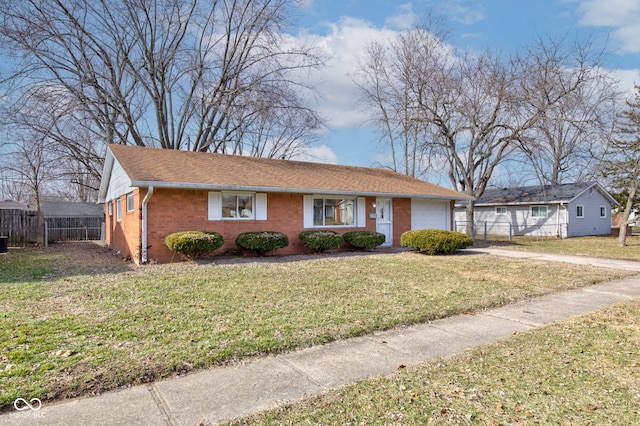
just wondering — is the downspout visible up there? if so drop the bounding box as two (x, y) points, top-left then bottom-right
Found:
(557, 202), (564, 238)
(141, 186), (154, 264)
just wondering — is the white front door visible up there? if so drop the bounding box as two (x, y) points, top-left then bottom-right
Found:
(376, 198), (393, 246)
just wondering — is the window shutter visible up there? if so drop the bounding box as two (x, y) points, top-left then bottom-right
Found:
(357, 197), (366, 227)
(303, 195), (314, 228)
(256, 193), (267, 220)
(208, 192), (222, 220)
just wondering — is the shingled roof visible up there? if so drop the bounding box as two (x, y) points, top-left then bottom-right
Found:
(40, 202), (104, 218)
(473, 182), (615, 206)
(100, 144), (471, 200)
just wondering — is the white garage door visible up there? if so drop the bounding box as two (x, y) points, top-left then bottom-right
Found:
(411, 199), (449, 230)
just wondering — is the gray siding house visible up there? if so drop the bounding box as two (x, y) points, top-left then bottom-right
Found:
(454, 182), (616, 238)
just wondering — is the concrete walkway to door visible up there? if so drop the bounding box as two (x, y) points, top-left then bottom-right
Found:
(3, 248), (640, 426)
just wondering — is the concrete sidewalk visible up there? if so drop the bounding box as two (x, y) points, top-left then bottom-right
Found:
(4, 250), (640, 426)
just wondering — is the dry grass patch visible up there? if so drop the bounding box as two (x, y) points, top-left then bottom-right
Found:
(0, 243), (634, 410)
(494, 235), (640, 261)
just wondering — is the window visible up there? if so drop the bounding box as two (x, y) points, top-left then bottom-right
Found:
(222, 193), (254, 219)
(116, 198), (122, 221)
(126, 193), (134, 212)
(600, 206), (607, 218)
(208, 192), (267, 221)
(313, 198), (355, 226)
(495, 207), (507, 215)
(531, 205), (547, 218)
(576, 205), (584, 218)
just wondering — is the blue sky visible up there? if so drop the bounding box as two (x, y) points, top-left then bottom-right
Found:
(288, 0), (640, 181)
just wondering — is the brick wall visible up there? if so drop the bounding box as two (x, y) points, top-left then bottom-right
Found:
(106, 189), (421, 263)
(104, 189), (141, 261)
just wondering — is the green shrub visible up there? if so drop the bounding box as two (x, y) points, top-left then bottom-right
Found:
(235, 231), (289, 256)
(343, 231), (386, 250)
(299, 230), (344, 253)
(400, 229), (473, 255)
(164, 231), (224, 260)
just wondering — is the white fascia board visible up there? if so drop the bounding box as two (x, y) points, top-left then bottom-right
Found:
(97, 150), (115, 204)
(130, 180), (470, 200)
(473, 200), (570, 207)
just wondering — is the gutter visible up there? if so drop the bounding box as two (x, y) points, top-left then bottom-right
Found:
(130, 180), (473, 201)
(141, 186), (154, 264)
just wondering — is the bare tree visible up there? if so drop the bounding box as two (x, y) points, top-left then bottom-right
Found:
(356, 26), (449, 177)
(602, 84), (640, 246)
(0, 0), (324, 183)
(3, 135), (59, 211)
(517, 37), (619, 185)
(358, 27), (612, 231)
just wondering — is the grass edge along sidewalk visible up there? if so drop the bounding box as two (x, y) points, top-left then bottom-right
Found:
(230, 297), (640, 425)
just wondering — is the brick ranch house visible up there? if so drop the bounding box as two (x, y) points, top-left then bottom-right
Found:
(98, 144), (472, 263)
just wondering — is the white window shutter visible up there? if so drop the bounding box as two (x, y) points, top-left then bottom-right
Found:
(303, 195), (314, 228)
(208, 192), (222, 220)
(256, 193), (267, 220)
(357, 197), (366, 227)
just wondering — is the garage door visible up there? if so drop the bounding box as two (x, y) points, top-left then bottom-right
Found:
(411, 199), (449, 230)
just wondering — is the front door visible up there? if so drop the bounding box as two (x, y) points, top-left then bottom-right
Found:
(376, 198), (393, 246)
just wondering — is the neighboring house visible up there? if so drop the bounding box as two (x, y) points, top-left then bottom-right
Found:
(454, 182), (616, 238)
(0, 199), (31, 210)
(40, 201), (105, 242)
(98, 144), (472, 263)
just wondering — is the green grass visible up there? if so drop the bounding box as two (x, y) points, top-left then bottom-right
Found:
(0, 243), (634, 410)
(495, 235), (640, 261)
(233, 299), (640, 425)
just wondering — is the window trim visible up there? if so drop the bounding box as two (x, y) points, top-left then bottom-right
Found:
(600, 206), (607, 218)
(221, 192), (255, 220)
(126, 193), (134, 212)
(304, 195), (365, 228)
(495, 206), (507, 215)
(116, 198), (122, 222)
(208, 191), (267, 221)
(531, 205), (548, 218)
(576, 204), (584, 218)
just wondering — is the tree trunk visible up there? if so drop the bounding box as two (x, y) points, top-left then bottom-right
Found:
(618, 182), (637, 247)
(465, 201), (475, 237)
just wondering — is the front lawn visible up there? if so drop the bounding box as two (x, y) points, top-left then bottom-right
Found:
(495, 235), (640, 261)
(234, 298), (640, 425)
(0, 243), (634, 409)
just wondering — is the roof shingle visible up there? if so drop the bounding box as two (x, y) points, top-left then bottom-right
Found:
(106, 144), (470, 200)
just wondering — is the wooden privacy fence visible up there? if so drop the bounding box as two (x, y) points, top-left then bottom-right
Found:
(0, 209), (45, 246)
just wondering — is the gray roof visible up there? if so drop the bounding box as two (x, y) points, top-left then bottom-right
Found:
(40, 202), (104, 218)
(473, 182), (615, 206)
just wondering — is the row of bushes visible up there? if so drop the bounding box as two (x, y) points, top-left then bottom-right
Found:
(165, 228), (473, 260)
(164, 230), (387, 260)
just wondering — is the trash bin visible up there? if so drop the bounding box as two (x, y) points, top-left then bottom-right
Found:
(0, 236), (7, 254)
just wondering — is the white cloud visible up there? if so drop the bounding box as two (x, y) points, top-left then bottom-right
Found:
(385, 3), (419, 30)
(572, 0), (640, 52)
(446, 1), (485, 25)
(611, 68), (640, 95)
(292, 144), (339, 163)
(301, 17), (399, 128)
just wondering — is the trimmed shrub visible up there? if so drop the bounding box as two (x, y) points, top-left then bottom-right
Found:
(343, 231), (386, 250)
(235, 231), (289, 256)
(400, 229), (473, 255)
(299, 230), (344, 253)
(164, 231), (224, 260)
